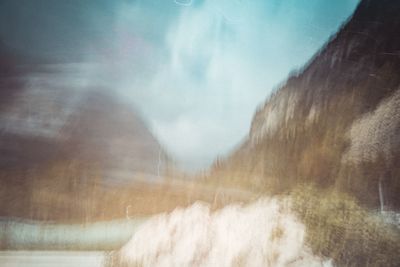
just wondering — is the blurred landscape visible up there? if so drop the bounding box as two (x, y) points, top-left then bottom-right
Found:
(1, 0), (400, 266)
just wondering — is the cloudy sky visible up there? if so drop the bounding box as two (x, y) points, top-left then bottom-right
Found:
(0, 0), (360, 171)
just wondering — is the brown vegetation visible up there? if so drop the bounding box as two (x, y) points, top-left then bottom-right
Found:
(0, 160), (255, 223)
(291, 185), (400, 267)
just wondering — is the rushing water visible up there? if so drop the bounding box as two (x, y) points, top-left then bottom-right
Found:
(0, 251), (105, 267)
(118, 198), (333, 267)
(0, 217), (146, 250)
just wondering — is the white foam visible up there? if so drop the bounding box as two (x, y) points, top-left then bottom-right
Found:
(119, 198), (332, 267)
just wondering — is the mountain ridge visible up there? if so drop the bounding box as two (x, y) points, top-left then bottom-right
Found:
(0, 56), (171, 220)
(211, 0), (400, 209)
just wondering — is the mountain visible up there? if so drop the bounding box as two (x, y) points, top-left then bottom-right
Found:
(0, 81), (168, 181)
(211, 0), (400, 209)
(0, 49), (170, 221)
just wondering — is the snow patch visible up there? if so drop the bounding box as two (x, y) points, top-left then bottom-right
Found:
(118, 198), (332, 267)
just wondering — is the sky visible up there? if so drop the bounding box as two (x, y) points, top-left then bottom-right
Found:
(0, 0), (360, 171)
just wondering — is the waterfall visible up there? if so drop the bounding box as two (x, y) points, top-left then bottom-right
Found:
(379, 178), (384, 213)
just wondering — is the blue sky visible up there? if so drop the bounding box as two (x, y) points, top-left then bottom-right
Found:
(0, 0), (360, 171)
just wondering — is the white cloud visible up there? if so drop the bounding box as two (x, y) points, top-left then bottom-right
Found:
(101, 0), (359, 171)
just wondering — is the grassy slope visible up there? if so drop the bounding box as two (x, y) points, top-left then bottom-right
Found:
(290, 185), (400, 267)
